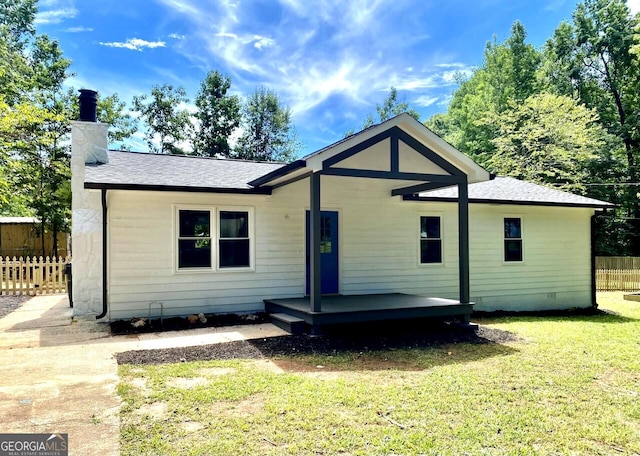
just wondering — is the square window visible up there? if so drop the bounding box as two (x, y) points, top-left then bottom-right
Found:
(179, 210), (210, 237)
(420, 216), (442, 264)
(219, 239), (250, 268)
(220, 211), (248, 238)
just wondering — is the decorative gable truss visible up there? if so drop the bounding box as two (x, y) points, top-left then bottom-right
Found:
(319, 126), (468, 196)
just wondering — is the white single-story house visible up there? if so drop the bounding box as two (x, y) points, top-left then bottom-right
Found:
(70, 91), (612, 331)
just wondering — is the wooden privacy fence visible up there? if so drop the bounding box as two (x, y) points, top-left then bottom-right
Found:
(1, 256), (70, 296)
(596, 256), (640, 291)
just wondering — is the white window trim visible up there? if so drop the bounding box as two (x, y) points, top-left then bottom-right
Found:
(175, 205), (214, 272)
(503, 215), (524, 264)
(418, 213), (444, 266)
(174, 205), (255, 273)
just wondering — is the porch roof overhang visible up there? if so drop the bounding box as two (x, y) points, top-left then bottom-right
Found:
(293, 114), (481, 312)
(249, 113), (491, 191)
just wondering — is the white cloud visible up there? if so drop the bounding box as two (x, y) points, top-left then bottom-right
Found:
(393, 66), (473, 91)
(99, 38), (166, 51)
(34, 7), (78, 24)
(215, 32), (275, 50)
(169, 33), (185, 40)
(253, 35), (275, 50)
(434, 62), (467, 69)
(215, 32), (238, 39)
(64, 26), (93, 33)
(413, 95), (439, 107)
(154, 0), (452, 128)
(394, 77), (440, 91)
(629, 0), (640, 14)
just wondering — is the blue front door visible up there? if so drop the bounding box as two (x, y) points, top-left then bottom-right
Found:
(306, 211), (339, 294)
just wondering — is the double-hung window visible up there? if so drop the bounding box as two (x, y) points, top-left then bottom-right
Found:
(504, 217), (523, 262)
(177, 207), (252, 271)
(178, 210), (212, 269)
(420, 216), (442, 264)
(218, 210), (250, 268)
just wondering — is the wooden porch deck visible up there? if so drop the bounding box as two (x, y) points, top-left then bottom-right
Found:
(264, 293), (473, 333)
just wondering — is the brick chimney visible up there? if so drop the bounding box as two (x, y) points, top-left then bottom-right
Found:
(70, 89), (109, 317)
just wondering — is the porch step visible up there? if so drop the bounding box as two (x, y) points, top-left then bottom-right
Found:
(270, 313), (306, 334)
(449, 321), (479, 331)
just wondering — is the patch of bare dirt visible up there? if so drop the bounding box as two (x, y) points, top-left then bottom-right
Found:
(236, 394), (264, 415)
(128, 378), (151, 396)
(209, 394), (265, 417)
(132, 401), (168, 421)
(181, 421), (205, 433)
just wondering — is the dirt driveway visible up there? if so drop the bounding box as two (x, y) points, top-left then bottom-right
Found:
(0, 295), (286, 456)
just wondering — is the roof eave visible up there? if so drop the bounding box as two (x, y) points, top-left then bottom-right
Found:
(247, 159), (306, 187)
(403, 195), (615, 209)
(84, 182), (272, 195)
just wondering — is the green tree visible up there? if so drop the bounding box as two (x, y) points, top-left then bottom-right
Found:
(234, 86), (299, 162)
(506, 21), (540, 103)
(0, 0), (135, 254)
(0, 0), (36, 44)
(97, 93), (137, 150)
(192, 70), (241, 157)
(541, 0), (640, 254)
(1, 91), (71, 255)
(362, 87), (420, 129)
(132, 84), (192, 154)
(0, 1), (34, 105)
(631, 19), (640, 58)
(0, 99), (48, 216)
(442, 22), (541, 162)
(487, 93), (608, 193)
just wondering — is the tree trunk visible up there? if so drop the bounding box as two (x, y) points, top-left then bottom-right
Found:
(40, 219), (45, 258)
(52, 223), (59, 258)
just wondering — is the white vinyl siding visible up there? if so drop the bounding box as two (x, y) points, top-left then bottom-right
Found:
(106, 177), (595, 320)
(469, 205), (592, 311)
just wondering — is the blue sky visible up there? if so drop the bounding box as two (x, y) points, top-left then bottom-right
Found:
(35, 0), (640, 157)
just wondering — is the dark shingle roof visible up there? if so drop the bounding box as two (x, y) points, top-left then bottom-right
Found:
(84, 152), (613, 208)
(85, 151), (285, 191)
(417, 176), (613, 208)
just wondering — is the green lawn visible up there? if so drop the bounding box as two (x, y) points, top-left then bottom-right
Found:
(118, 292), (640, 455)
